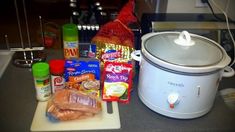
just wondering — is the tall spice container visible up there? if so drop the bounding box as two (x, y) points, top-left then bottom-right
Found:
(32, 62), (51, 101)
(49, 59), (65, 93)
(63, 24), (79, 59)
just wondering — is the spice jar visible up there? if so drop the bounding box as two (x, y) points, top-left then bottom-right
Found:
(32, 62), (51, 101)
(49, 59), (65, 93)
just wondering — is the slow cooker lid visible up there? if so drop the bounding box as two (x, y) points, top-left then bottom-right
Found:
(144, 31), (224, 67)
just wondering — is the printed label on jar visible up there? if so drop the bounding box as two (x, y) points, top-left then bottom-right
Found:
(51, 75), (65, 93)
(64, 41), (79, 59)
(34, 77), (51, 101)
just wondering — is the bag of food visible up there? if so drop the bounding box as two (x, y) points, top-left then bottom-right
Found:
(91, 0), (137, 68)
(102, 62), (133, 103)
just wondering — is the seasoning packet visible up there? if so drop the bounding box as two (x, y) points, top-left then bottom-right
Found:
(64, 59), (101, 97)
(102, 62), (133, 103)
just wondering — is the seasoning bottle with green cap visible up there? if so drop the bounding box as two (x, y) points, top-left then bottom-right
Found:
(32, 62), (51, 101)
(63, 23), (79, 59)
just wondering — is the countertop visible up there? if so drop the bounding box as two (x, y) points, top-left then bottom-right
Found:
(0, 50), (235, 132)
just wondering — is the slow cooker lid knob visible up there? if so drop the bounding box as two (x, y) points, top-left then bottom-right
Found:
(174, 31), (195, 46)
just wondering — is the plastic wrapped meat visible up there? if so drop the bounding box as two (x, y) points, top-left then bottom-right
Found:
(46, 89), (102, 122)
(46, 99), (94, 121)
(52, 89), (102, 113)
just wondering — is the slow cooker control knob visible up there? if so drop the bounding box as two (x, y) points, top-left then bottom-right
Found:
(167, 93), (179, 109)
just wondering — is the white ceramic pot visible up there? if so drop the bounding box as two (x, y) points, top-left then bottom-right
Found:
(132, 31), (234, 119)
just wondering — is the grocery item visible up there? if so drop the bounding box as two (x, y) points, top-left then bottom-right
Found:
(53, 89), (102, 113)
(79, 43), (96, 58)
(46, 89), (101, 122)
(32, 62), (51, 101)
(46, 101), (94, 122)
(49, 59), (65, 93)
(63, 23), (79, 59)
(91, 0), (136, 68)
(64, 59), (101, 97)
(102, 62), (133, 103)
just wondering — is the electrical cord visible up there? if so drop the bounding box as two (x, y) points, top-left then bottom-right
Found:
(208, 0), (235, 67)
(203, 0), (224, 21)
(208, 0), (235, 103)
(203, 0), (235, 23)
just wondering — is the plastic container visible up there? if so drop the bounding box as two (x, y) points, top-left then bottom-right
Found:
(49, 59), (65, 93)
(32, 62), (51, 101)
(63, 23), (79, 59)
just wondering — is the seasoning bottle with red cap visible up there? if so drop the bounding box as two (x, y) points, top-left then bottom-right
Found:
(49, 59), (65, 93)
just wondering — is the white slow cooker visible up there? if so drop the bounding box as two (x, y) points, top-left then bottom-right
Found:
(132, 31), (234, 119)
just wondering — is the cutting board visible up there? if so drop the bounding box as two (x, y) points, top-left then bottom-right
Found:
(30, 101), (120, 131)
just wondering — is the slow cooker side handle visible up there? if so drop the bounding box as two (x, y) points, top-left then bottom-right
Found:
(131, 50), (141, 64)
(222, 66), (235, 77)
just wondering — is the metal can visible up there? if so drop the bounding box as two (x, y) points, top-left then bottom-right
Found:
(63, 23), (79, 59)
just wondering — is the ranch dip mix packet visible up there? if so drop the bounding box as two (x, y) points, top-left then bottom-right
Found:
(102, 62), (133, 103)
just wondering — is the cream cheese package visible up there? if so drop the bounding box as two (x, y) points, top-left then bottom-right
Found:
(64, 60), (100, 97)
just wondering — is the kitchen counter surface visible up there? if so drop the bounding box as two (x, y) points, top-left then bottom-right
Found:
(0, 50), (235, 132)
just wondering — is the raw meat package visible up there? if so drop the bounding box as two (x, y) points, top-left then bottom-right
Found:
(46, 89), (102, 122)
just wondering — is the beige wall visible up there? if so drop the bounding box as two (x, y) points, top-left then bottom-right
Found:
(166, 0), (229, 13)
(135, 0), (235, 21)
(166, 0), (235, 21)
